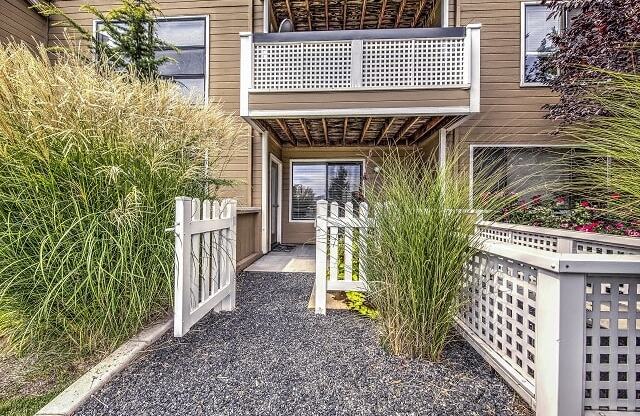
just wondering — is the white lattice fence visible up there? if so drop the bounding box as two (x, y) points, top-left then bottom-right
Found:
(478, 222), (640, 255)
(252, 37), (468, 92)
(462, 252), (538, 392)
(585, 275), (640, 412)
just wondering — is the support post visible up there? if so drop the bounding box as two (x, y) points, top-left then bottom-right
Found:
(174, 197), (193, 337)
(466, 23), (481, 113)
(315, 200), (328, 314)
(535, 270), (586, 416)
(260, 131), (268, 254)
(239, 32), (253, 117)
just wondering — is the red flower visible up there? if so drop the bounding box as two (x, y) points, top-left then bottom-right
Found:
(532, 195), (542, 205)
(580, 201), (590, 208)
(611, 193), (621, 201)
(555, 196), (566, 205)
(615, 222), (625, 230)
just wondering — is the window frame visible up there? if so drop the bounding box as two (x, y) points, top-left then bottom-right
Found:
(288, 158), (366, 223)
(520, 1), (563, 87)
(92, 15), (210, 104)
(468, 144), (584, 207)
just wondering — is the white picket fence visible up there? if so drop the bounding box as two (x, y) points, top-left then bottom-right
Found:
(173, 197), (237, 337)
(314, 200), (370, 314)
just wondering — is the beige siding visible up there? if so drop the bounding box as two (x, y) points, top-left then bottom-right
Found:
(0, 0), (47, 47)
(236, 210), (262, 270)
(49, 0), (256, 206)
(248, 88), (471, 115)
(455, 0), (571, 150)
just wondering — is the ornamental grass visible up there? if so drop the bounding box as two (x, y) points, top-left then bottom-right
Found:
(363, 149), (506, 361)
(0, 42), (239, 358)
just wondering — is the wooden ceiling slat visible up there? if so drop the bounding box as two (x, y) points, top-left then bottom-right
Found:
(408, 116), (445, 145)
(377, 0), (388, 28)
(305, 0), (313, 30)
(359, 0), (368, 29)
(342, 0), (348, 29)
(411, 0), (430, 27)
(276, 119), (296, 145)
(324, 0), (329, 29)
(343, 117), (349, 146)
(322, 118), (329, 145)
(359, 117), (372, 144)
(284, 0), (294, 22)
(299, 118), (313, 146)
(392, 117), (420, 144)
(394, 0), (408, 27)
(375, 117), (396, 145)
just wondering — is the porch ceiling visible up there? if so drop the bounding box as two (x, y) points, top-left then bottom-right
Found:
(269, 0), (439, 32)
(256, 115), (458, 147)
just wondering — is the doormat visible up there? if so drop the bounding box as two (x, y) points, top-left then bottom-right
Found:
(271, 244), (296, 252)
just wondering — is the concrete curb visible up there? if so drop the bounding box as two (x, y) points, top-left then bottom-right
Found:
(36, 319), (173, 416)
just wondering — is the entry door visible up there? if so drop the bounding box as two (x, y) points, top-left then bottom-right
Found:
(269, 158), (280, 248)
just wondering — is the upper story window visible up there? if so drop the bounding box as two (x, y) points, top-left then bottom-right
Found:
(521, 3), (580, 86)
(290, 161), (363, 221)
(97, 17), (208, 102)
(522, 4), (560, 85)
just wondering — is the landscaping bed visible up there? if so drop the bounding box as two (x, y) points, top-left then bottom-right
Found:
(75, 272), (532, 416)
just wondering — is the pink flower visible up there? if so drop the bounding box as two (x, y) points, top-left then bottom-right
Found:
(611, 193), (621, 201)
(626, 229), (640, 238)
(615, 222), (625, 230)
(532, 195), (542, 205)
(580, 201), (590, 208)
(555, 196), (566, 205)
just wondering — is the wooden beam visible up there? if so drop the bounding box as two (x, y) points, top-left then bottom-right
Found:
(257, 120), (282, 144)
(411, 0), (431, 27)
(284, 0), (294, 22)
(325, 0), (329, 29)
(377, 0), (387, 28)
(359, 0), (367, 29)
(305, 0), (313, 30)
(322, 118), (329, 145)
(359, 117), (372, 144)
(342, 117), (348, 146)
(375, 117), (396, 145)
(276, 119), (296, 145)
(392, 117), (420, 144)
(394, 0), (408, 27)
(269, 2), (278, 32)
(408, 116), (445, 145)
(299, 118), (313, 146)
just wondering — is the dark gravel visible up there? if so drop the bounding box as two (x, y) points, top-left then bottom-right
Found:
(75, 272), (531, 416)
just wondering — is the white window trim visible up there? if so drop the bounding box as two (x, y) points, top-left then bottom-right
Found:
(520, 1), (560, 88)
(92, 15), (210, 104)
(269, 153), (283, 246)
(288, 158), (366, 223)
(468, 144), (579, 206)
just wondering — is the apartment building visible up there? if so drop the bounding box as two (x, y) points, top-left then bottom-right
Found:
(1, 0), (573, 256)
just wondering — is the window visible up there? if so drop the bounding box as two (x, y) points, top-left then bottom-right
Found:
(96, 17), (208, 102)
(471, 146), (586, 201)
(521, 4), (581, 85)
(290, 161), (363, 221)
(522, 4), (560, 85)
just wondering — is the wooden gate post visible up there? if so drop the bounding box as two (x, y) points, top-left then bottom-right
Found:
(174, 197), (193, 337)
(315, 200), (328, 314)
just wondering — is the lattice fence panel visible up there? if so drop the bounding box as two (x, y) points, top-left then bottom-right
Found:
(585, 275), (640, 412)
(462, 252), (538, 387)
(576, 241), (640, 256)
(414, 38), (466, 86)
(478, 226), (512, 244)
(512, 231), (558, 252)
(253, 42), (352, 91)
(362, 39), (415, 88)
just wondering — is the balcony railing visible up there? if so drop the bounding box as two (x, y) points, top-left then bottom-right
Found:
(241, 25), (480, 93)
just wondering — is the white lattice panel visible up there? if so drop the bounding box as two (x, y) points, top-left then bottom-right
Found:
(362, 40), (415, 87)
(585, 275), (640, 412)
(576, 241), (640, 256)
(462, 252), (538, 387)
(414, 38), (466, 86)
(478, 226), (512, 244)
(512, 231), (558, 252)
(253, 42), (352, 91)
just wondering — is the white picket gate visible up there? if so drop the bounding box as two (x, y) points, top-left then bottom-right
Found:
(173, 197), (237, 337)
(315, 200), (370, 314)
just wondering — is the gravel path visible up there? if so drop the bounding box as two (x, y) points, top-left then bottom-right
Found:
(75, 272), (531, 416)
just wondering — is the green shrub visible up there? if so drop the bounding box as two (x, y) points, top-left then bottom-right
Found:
(0, 43), (239, 358)
(363, 149), (503, 361)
